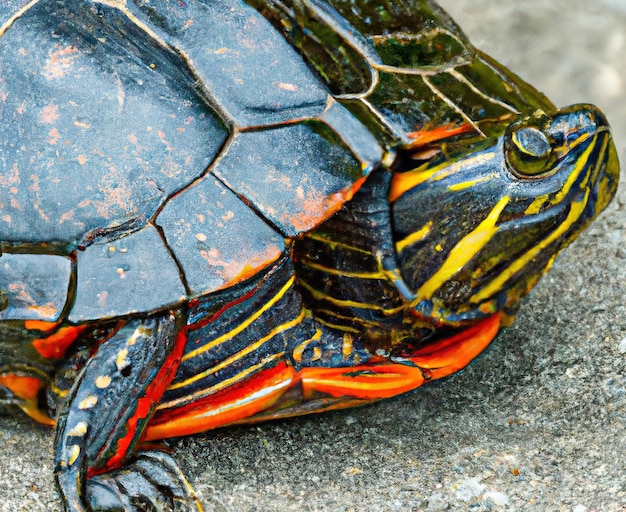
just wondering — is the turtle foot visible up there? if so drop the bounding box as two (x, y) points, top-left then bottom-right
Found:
(86, 451), (202, 512)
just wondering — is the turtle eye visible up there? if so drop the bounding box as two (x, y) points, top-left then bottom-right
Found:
(506, 126), (554, 178)
(512, 127), (551, 159)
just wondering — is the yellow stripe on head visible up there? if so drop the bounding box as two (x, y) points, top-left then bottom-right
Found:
(389, 151), (497, 202)
(471, 189), (590, 305)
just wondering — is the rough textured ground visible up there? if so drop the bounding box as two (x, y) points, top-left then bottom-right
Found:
(1, 1), (625, 511)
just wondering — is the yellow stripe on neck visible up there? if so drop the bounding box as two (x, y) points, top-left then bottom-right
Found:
(414, 195), (510, 302)
(471, 189), (590, 304)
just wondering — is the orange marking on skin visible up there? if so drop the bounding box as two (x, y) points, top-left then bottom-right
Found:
(407, 314), (501, 380)
(298, 315), (500, 401)
(32, 325), (88, 360)
(144, 362), (295, 440)
(142, 316), (499, 435)
(24, 320), (60, 332)
(406, 123), (474, 148)
(299, 364), (425, 400)
(0, 374), (41, 400)
(0, 373), (54, 426)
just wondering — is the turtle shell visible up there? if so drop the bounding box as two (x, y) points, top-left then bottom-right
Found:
(0, 0), (553, 324)
(0, 0), (383, 323)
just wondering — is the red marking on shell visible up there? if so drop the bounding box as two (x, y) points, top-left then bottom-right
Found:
(59, 210), (74, 224)
(277, 82), (298, 91)
(24, 320), (59, 332)
(91, 171), (136, 220)
(42, 45), (79, 80)
(73, 120), (90, 129)
(6, 282), (58, 318)
(48, 127), (60, 145)
(97, 291), (109, 309)
(284, 183), (361, 233)
(406, 123), (474, 148)
(0, 163), (19, 188)
(157, 129), (174, 152)
(28, 302), (59, 319)
(200, 244), (283, 288)
(40, 104), (60, 125)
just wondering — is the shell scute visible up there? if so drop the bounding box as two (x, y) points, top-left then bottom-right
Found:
(212, 121), (365, 237)
(70, 225), (186, 322)
(130, 0), (330, 127)
(157, 177), (286, 298)
(0, 253), (71, 322)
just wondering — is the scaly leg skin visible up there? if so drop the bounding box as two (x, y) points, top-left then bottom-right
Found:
(86, 450), (199, 512)
(53, 310), (202, 512)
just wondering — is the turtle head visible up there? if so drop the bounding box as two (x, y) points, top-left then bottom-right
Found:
(390, 104), (619, 327)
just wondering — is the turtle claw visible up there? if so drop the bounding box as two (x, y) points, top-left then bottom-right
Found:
(86, 451), (202, 512)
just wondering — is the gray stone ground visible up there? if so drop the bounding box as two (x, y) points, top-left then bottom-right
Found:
(1, 1), (625, 511)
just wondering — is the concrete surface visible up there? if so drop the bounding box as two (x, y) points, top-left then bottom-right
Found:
(1, 1), (625, 511)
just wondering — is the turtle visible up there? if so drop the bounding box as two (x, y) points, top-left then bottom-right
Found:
(0, 0), (619, 510)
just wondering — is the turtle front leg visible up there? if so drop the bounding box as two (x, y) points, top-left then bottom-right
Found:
(53, 310), (200, 512)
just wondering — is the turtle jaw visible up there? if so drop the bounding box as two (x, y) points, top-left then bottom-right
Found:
(585, 120), (620, 219)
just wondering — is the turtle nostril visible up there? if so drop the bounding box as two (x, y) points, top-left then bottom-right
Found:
(547, 104), (607, 145)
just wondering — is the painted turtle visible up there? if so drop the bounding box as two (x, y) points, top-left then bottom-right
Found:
(0, 0), (619, 510)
